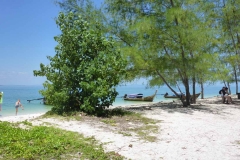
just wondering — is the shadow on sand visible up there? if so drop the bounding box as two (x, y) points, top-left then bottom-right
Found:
(122, 96), (240, 116)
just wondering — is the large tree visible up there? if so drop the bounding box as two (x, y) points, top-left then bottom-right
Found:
(217, 0), (240, 93)
(33, 12), (126, 114)
(105, 0), (224, 105)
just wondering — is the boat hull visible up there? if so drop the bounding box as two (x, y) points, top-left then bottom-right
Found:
(164, 96), (179, 98)
(123, 90), (157, 102)
(164, 95), (180, 98)
(182, 93), (201, 100)
(164, 93), (201, 100)
(124, 98), (153, 102)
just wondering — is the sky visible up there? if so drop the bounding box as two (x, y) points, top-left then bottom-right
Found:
(0, 0), (103, 85)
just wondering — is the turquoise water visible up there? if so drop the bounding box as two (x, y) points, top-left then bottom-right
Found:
(0, 85), (52, 117)
(114, 83), (235, 106)
(0, 83), (237, 117)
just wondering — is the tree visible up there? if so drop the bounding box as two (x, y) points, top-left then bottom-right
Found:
(105, 0), (223, 105)
(217, 0), (240, 93)
(55, 0), (106, 29)
(33, 12), (126, 114)
(55, 0), (138, 84)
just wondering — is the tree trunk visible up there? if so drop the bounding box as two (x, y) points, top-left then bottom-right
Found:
(233, 66), (238, 94)
(183, 78), (190, 106)
(223, 81), (227, 87)
(156, 70), (188, 107)
(200, 81), (204, 99)
(227, 82), (231, 94)
(176, 82), (184, 94)
(192, 77), (196, 104)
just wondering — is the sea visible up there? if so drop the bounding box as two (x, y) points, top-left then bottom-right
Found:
(0, 83), (238, 117)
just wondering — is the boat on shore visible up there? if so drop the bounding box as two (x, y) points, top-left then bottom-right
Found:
(182, 93), (201, 101)
(164, 92), (201, 102)
(164, 92), (182, 98)
(123, 90), (158, 102)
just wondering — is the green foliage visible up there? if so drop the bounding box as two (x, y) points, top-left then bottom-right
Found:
(0, 121), (123, 159)
(52, 0), (240, 101)
(105, 0), (225, 104)
(33, 12), (126, 114)
(55, 0), (106, 31)
(217, 0), (240, 88)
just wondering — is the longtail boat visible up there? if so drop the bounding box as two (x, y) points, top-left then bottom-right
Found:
(123, 90), (158, 102)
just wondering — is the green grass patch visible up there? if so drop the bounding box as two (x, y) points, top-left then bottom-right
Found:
(130, 125), (159, 142)
(125, 112), (157, 124)
(101, 119), (116, 126)
(118, 131), (132, 137)
(99, 110), (160, 142)
(127, 114), (159, 142)
(43, 110), (83, 121)
(43, 108), (160, 142)
(0, 121), (123, 160)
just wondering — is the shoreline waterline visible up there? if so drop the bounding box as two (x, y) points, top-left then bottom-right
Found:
(0, 94), (229, 119)
(0, 84), (238, 117)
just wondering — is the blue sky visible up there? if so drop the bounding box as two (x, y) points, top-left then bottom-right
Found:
(0, 0), (103, 85)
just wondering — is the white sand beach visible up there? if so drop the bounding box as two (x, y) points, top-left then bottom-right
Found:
(1, 95), (240, 160)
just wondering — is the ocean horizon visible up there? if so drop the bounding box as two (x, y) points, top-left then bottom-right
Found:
(0, 83), (238, 117)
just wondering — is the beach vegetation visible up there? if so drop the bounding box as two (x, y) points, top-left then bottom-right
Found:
(101, 119), (117, 126)
(0, 121), (124, 159)
(42, 107), (160, 142)
(21, 120), (33, 126)
(33, 11), (126, 115)
(118, 131), (132, 137)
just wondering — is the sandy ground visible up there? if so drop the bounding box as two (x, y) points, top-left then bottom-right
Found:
(1, 95), (240, 160)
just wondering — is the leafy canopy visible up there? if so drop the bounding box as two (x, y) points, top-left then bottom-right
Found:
(34, 12), (126, 114)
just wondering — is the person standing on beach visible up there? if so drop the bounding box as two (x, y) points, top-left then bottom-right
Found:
(0, 92), (3, 112)
(15, 99), (24, 115)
